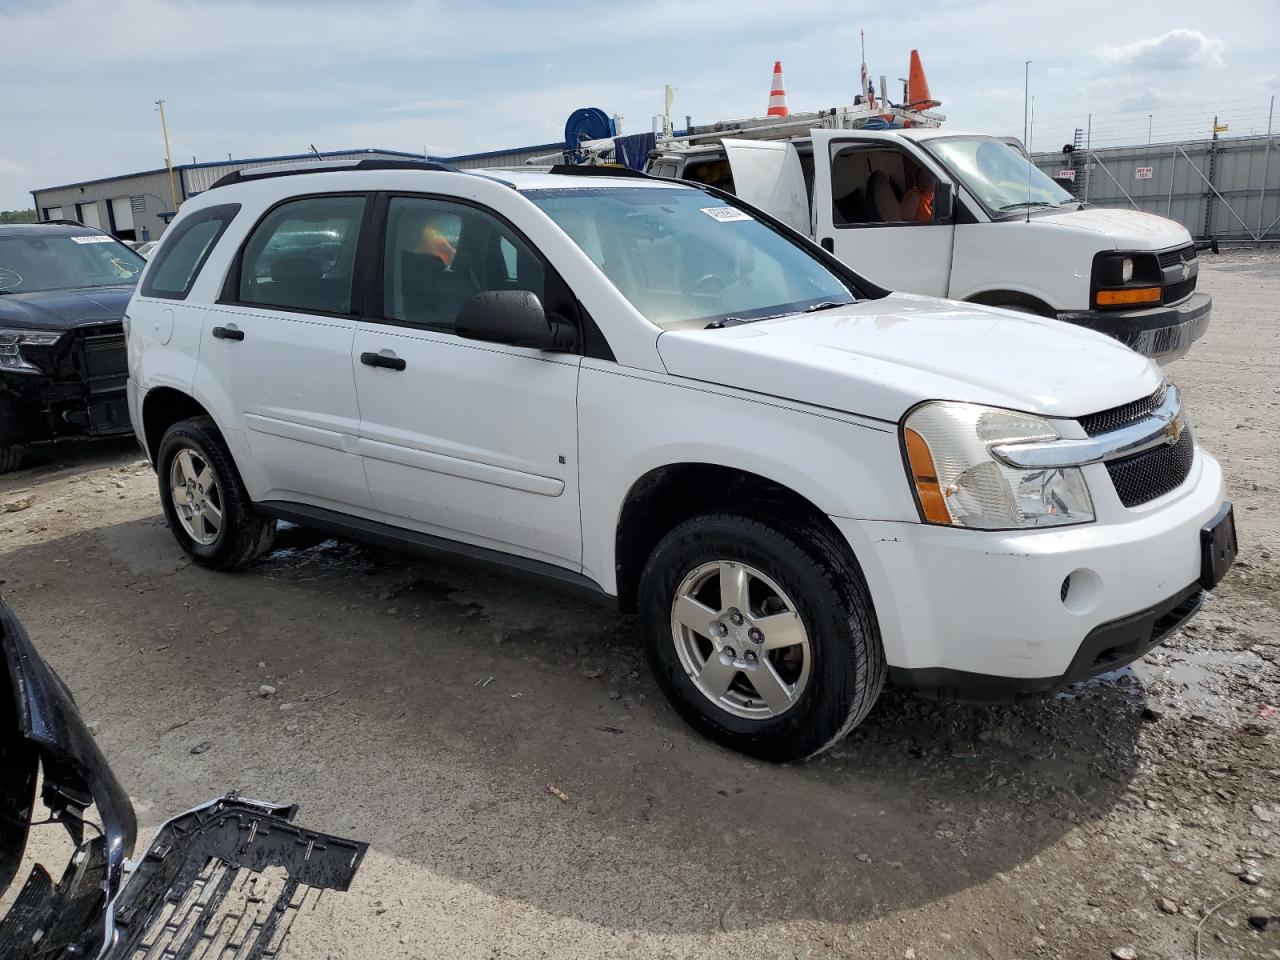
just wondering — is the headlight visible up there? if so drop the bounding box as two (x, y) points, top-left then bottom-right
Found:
(0, 328), (60, 372)
(902, 402), (1094, 529)
(1121, 257), (1134, 283)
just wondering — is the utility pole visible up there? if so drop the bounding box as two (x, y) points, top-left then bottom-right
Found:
(1147, 114), (1152, 145)
(156, 99), (179, 211)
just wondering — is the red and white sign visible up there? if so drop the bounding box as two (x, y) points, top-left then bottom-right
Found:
(1135, 166), (1154, 180)
(1056, 169), (1076, 181)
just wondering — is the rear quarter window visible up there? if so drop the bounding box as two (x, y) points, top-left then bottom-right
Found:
(140, 203), (240, 300)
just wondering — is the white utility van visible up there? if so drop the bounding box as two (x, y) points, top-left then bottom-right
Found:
(645, 130), (1210, 364)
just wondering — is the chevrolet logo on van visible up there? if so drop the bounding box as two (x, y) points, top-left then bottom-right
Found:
(1181, 262), (1192, 281)
(1165, 414), (1185, 445)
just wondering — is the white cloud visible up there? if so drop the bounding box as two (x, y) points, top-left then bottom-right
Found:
(1097, 29), (1225, 72)
(1117, 88), (1183, 111)
(0, 158), (24, 177)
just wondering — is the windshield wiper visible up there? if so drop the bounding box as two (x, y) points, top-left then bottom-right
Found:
(803, 300), (854, 313)
(998, 201), (1058, 212)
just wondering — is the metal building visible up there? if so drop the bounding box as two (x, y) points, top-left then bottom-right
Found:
(31, 148), (429, 241)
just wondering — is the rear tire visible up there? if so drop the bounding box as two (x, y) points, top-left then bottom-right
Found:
(638, 511), (885, 762)
(157, 417), (274, 570)
(0, 444), (23, 474)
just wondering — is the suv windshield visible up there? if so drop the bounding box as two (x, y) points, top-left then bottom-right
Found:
(0, 233), (145, 294)
(925, 137), (1074, 216)
(525, 186), (855, 329)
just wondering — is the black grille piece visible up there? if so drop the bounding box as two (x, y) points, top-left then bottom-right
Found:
(1157, 245), (1196, 268)
(1162, 275), (1196, 304)
(1105, 428), (1195, 507)
(1078, 383), (1168, 437)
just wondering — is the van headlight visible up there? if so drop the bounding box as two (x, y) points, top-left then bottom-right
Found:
(0, 328), (60, 373)
(902, 402), (1094, 529)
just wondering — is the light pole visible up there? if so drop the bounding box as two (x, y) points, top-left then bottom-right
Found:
(155, 99), (179, 211)
(1148, 114), (1153, 145)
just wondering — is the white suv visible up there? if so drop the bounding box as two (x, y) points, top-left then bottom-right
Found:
(125, 159), (1237, 762)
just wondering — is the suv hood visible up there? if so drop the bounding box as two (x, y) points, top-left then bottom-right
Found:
(1034, 206), (1192, 250)
(0, 286), (133, 332)
(657, 293), (1162, 423)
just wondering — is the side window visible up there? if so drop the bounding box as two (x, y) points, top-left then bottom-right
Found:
(830, 147), (938, 226)
(382, 196), (545, 333)
(140, 203), (240, 300)
(238, 195), (366, 314)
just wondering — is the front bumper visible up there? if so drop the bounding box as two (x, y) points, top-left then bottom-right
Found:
(834, 447), (1231, 700)
(1058, 292), (1211, 365)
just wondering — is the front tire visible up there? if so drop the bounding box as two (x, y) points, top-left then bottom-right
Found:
(157, 417), (274, 570)
(638, 511), (885, 762)
(0, 443), (23, 474)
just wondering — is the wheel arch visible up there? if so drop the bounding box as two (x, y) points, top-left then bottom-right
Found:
(140, 387), (215, 464)
(962, 289), (1058, 317)
(613, 462), (860, 614)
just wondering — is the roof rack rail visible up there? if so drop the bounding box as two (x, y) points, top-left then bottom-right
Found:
(209, 158), (462, 190)
(547, 164), (655, 180)
(33, 218), (92, 227)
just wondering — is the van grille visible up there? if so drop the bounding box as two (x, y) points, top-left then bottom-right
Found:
(1105, 429), (1195, 507)
(1157, 245), (1196, 268)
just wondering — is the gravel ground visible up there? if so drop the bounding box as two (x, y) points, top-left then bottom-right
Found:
(1, 251), (1277, 960)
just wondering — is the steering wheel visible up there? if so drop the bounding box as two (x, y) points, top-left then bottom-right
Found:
(690, 273), (726, 296)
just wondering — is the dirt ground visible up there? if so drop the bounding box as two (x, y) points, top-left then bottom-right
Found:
(1, 251), (1277, 960)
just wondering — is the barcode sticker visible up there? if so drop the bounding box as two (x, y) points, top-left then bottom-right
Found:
(700, 206), (753, 222)
(70, 235), (115, 244)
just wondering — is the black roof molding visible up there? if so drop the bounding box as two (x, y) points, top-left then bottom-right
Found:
(208, 158), (461, 190)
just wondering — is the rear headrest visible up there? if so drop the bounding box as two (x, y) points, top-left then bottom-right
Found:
(271, 256), (323, 283)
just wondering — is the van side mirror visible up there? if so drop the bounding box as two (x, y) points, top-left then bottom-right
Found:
(455, 290), (576, 352)
(934, 180), (954, 221)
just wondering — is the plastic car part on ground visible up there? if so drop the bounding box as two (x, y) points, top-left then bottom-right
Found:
(0, 596), (367, 959)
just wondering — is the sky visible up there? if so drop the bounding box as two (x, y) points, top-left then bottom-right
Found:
(2, 0), (1278, 210)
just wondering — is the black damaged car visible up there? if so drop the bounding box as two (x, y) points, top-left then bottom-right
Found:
(0, 223), (142, 472)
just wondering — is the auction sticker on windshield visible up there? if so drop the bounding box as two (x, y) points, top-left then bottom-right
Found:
(70, 235), (116, 244)
(700, 206), (753, 222)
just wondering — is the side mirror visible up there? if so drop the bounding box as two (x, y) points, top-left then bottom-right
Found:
(933, 180), (955, 221)
(455, 290), (574, 351)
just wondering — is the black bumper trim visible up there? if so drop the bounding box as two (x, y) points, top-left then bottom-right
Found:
(1058, 292), (1211, 362)
(888, 582), (1204, 703)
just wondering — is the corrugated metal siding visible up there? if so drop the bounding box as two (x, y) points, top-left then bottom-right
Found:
(181, 150), (424, 195)
(446, 146), (565, 170)
(1033, 135), (1279, 241)
(32, 170), (178, 241)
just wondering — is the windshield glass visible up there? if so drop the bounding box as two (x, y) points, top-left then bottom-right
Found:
(926, 137), (1074, 215)
(525, 186), (855, 329)
(0, 234), (145, 294)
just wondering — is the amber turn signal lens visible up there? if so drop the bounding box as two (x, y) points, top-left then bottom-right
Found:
(904, 427), (951, 524)
(1096, 287), (1160, 306)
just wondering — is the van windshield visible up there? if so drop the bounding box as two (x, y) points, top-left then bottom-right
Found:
(925, 137), (1074, 216)
(524, 186), (855, 329)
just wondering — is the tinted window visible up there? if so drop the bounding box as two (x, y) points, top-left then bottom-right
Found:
(238, 195), (366, 314)
(140, 203), (240, 300)
(382, 196), (545, 332)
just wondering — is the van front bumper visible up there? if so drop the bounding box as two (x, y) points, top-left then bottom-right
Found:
(1058, 292), (1210, 365)
(834, 449), (1234, 701)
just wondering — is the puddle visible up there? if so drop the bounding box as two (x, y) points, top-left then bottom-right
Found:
(1072, 647), (1271, 725)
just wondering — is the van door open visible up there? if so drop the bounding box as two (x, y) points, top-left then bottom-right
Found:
(722, 139), (811, 235)
(810, 130), (955, 296)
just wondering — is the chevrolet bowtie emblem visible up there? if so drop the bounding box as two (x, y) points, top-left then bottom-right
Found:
(1165, 416), (1184, 444)
(1181, 263), (1192, 281)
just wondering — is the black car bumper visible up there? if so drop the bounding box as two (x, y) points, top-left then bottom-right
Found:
(1058, 292), (1211, 365)
(890, 504), (1237, 703)
(0, 323), (131, 446)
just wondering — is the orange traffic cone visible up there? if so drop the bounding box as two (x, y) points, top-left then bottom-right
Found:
(767, 61), (789, 117)
(906, 50), (940, 110)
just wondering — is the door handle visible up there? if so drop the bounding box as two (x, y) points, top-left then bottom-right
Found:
(212, 325), (245, 341)
(360, 351), (407, 371)
(820, 237), (834, 252)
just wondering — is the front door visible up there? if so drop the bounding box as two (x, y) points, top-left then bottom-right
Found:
(810, 130), (955, 296)
(195, 193), (372, 511)
(352, 194), (582, 568)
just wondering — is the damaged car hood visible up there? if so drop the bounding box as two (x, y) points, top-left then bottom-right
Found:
(0, 287), (133, 332)
(657, 293), (1162, 423)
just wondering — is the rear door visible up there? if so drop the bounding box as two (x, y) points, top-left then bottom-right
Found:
(194, 193), (372, 510)
(351, 194), (582, 568)
(810, 130), (955, 296)
(722, 140), (811, 234)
